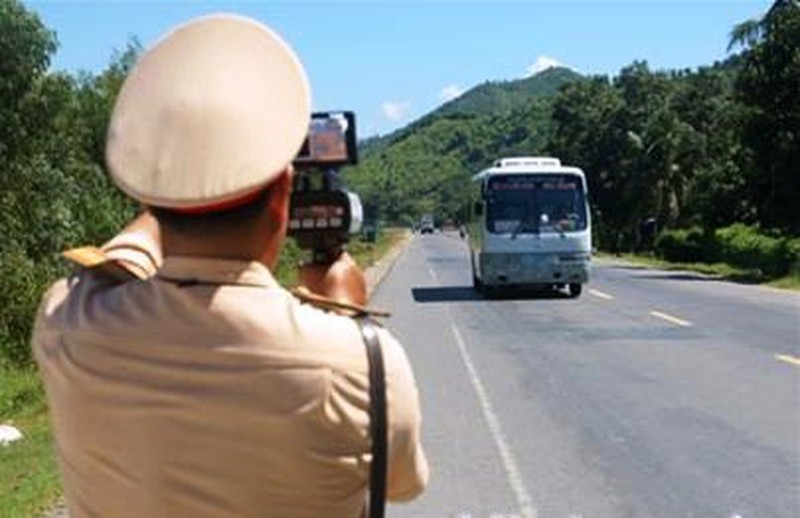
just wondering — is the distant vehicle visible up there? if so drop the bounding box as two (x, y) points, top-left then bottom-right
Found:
(469, 156), (591, 297)
(419, 214), (435, 234)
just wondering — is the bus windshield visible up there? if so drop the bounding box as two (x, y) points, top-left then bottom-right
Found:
(486, 174), (587, 234)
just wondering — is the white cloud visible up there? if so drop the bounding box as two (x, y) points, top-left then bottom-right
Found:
(439, 84), (466, 103)
(525, 55), (568, 76)
(381, 100), (411, 121)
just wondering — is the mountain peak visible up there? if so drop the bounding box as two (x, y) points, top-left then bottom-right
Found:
(437, 66), (582, 117)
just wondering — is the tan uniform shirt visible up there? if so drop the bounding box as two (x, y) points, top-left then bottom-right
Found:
(33, 236), (428, 517)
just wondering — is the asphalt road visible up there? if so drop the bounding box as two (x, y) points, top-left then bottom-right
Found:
(374, 232), (799, 518)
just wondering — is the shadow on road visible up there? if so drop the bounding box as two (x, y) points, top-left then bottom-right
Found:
(632, 272), (723, 282)
(411, 286), (573, 303)
(411, 286), (480, 303)
(604, 263), (763, 284)
(604, 264), (650, 271)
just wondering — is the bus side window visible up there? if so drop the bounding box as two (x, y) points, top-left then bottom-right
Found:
(474, 201), (483, 216)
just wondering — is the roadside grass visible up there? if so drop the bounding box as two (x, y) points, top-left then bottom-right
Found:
(596, 252), (800, 290)
(767, 273), (800, 290)
(0, 369), (60, 517)
(0, 229), (409, 516)
(347, 227), (409, 271)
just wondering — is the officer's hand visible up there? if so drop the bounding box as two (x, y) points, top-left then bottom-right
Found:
(298, 252), (367, 306)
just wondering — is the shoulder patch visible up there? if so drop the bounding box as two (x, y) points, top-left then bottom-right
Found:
(62, 246), (145, 282)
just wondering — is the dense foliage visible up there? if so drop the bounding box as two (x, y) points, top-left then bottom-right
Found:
(733, 0), (800, 234)
(655, 224), (799, 278)
(1, 0), (138, 368)
(548, 0), (800, 250)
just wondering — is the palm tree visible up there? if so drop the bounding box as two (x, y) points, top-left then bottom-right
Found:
(728, 0), (798, 50)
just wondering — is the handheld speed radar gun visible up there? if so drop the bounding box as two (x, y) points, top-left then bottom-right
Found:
(289, 111), (363, 264)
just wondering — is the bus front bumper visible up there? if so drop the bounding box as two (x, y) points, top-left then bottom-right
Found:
(479, 252), (590, 287)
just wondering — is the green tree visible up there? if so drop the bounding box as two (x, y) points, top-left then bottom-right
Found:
(0, 0), (56, 165)
(548, 76), (632, 249)
(0, 2), (137, 367)
(733, 0), (800, 233)
(672, 66), (752, 230)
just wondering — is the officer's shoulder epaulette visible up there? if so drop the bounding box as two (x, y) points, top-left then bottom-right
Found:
(62, 246), (146, 282)
(290, 286), (390, 319)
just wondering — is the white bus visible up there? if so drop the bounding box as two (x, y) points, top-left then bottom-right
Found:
(469, 157), (591, 298)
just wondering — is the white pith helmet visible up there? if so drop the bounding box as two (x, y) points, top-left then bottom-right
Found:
(106, 14), (311, 211)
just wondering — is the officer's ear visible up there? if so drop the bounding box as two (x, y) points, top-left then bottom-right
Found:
(264, 166), (294, 229)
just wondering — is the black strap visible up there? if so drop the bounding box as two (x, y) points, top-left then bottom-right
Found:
(358, 318), (387, 518)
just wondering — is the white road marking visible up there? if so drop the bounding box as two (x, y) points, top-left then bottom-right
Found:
(650, 310), (692, 327)
(426, 254), (536, 515)
(449, 322), (538, 518)
(775, 354), (800, 367)
(589, 289), (614, 300)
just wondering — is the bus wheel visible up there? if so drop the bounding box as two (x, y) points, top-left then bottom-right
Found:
(568, 283), (582, 298)
(483, 285), (501, 299)
(473, 273), (483, 294)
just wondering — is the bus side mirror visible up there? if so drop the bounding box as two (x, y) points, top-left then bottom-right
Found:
(473, 201), (483, 216)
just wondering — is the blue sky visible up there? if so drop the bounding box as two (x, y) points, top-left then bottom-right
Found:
(28, 0), (770, 137)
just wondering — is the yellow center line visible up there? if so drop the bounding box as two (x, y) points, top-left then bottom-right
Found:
(650, 310), (692, 327)
(775, 354), (800, 367)
(589, 289), (614, 300)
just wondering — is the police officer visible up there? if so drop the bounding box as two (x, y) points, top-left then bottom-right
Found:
(33, 14), (427, 517)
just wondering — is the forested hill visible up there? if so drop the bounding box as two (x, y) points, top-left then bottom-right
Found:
(358, 66), (581, 157)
